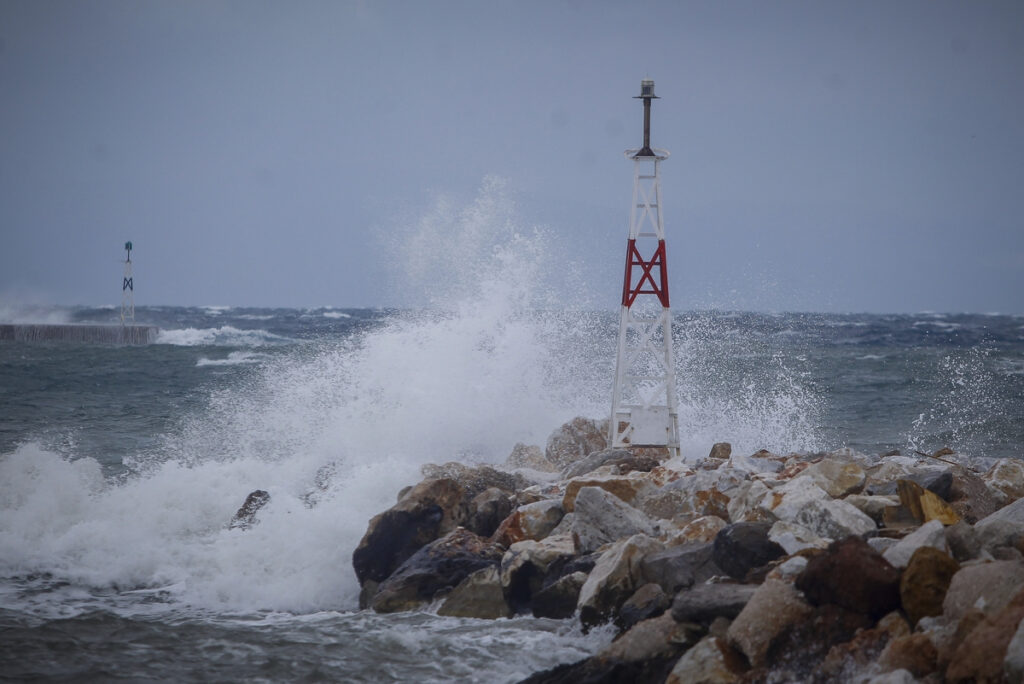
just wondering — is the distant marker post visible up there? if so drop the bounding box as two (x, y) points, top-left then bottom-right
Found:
(609, 79), (681, 458)
(121, 241), (134, 324)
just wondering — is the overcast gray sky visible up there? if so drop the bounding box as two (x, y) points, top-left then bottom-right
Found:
(1, 1), (1022, 313)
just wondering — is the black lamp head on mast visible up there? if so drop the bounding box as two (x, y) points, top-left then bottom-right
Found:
(633, 79), (658, 159)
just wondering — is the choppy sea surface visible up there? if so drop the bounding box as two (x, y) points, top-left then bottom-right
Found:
(1, 302), (1022, 681)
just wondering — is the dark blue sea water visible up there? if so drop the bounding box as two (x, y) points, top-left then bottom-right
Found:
(1, 303), (1022, 681)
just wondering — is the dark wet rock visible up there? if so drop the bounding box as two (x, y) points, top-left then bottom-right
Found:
(712, 522), (785, 580)
(228, 489), (270, 530)
(671, 582), (757, 625)
(545, 416), (610, 471)
(370, 527), (505, 613)
(900, 546), (959, 626)
(352, 478), (468, 586)
(639, 542), (721, 594)
(795, 536), (901, 618)
(518, 653), (682, 684)
(616, 582), (669, 631)
(466, 487), (513, 537)
(532, 571), (587, 619)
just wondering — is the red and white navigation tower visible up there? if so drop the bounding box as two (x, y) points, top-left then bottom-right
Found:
(609, 79), (680, 457)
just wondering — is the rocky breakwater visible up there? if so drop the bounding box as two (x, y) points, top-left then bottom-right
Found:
(351, 417), (1024, 683)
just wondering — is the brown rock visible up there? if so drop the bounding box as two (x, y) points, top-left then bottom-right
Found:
(764, 603), (874, 679)
(878, 633), (939, 679)
(709, 442), (732, 460)
(900, 546), (960, 626)
(897, 478), (960, 525)
(946, 587), (1024, 683)
(795, 536), (902, 618)
(466, 487), (513, 537)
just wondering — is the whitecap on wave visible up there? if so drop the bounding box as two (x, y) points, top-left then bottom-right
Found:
(156, 326), (291, 347)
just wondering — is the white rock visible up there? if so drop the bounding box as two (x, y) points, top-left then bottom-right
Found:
(797, 458), (866, 498)
(882, 520), (949, 568)
(571, 486), (657, 554)
(793, 498), (877, 540)
(762, 477), (831, 522)
(577, 533), (661, 626)
(727, 479), (773, 523)
(768, 520), (829, 554)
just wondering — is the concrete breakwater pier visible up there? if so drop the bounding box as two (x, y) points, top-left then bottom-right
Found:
(0, 324), (159, 345)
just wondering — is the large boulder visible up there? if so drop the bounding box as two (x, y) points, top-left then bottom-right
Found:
(437, 565), (512, 619)
(768, 520), (829, 555)
(562, 448), (652, 479)
(577, 533), (661, 629)
(976, 495), (1024, 548)
(795, 536), (901, 619)
(712, 522), (786, 580)
(1006, 619), (1024, 684)
(370, 527), (505, 613)
(545, 416), (609, 471)
(900, 546), (960, 626)
(639, 541), (721, 593)
(727, 578), (814, 668)
(570, 486), (657, 554)
(352, 478), (468, 586)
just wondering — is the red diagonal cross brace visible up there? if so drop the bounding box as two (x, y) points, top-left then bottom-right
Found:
(621, 239), (670, 308)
